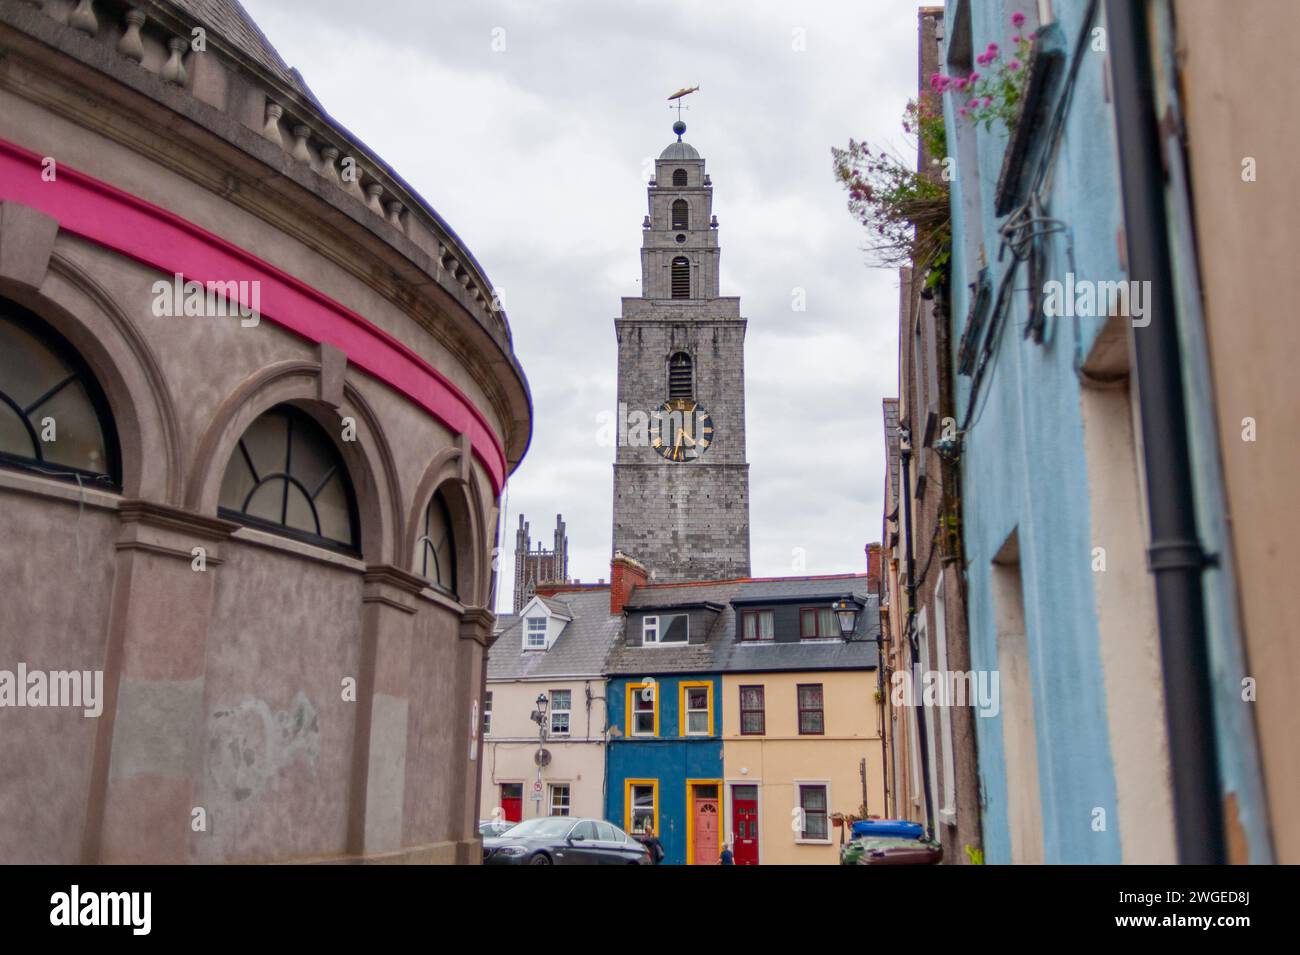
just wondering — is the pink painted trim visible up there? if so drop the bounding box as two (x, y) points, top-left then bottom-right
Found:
(0, 138), (507, 492)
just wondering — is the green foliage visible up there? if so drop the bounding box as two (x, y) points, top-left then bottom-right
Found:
(832, 95), (951, 277)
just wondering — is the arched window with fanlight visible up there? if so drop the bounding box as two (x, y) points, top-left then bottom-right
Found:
(672, 168), (688, 187)
(416, 489), (458, 597)
(0, 299), (119, 486)
(671, 198), (689, 230)
(671, 257), (690, 299)
(218, 404), (358, 550)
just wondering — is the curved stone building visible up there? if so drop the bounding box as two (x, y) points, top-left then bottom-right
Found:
(0, 0), (530, 863)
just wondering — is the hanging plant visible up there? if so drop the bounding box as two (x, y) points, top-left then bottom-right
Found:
(832, 95), (951, 283)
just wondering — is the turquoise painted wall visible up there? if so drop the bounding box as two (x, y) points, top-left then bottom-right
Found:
(942, 0), (1124, 863)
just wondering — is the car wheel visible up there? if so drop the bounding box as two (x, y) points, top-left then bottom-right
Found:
(529, 853), (552, 865)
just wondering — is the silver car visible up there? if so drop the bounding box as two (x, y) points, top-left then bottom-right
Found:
(483, 817), (653, 865)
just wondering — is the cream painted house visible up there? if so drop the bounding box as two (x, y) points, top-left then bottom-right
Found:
(482, 590), (621, 824)
(721, 669), (883, 865)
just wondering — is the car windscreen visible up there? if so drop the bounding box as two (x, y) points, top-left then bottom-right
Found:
(499, 817), (574, 839)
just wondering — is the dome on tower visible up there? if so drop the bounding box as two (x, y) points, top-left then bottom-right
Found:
(659, 140), (701, 160)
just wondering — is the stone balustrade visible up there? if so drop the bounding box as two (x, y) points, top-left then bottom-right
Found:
(16, 0), (510, 342)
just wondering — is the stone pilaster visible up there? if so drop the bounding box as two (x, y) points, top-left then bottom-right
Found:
(456, 606), (495, 864)
(347, 564), (422, 857)
(84, 501), (237, 863)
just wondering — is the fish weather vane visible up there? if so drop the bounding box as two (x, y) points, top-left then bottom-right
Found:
(667, 86), (700, 138)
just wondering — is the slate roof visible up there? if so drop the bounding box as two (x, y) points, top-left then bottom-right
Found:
(165, 0), (304, 92)
(487, 589), (620, 681)
(607, 574), (879, 676)
(537, 596), (573, 619)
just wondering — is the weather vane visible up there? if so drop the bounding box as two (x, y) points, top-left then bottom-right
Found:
(667, 86), (700, 138)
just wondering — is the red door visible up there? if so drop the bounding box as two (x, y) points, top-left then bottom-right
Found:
(731, 785), (759, 865)
(500, 783), (523, 823)
(693, 785), (719, 865)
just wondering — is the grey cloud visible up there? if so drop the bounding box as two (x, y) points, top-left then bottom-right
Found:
(239, 0), (918, 609)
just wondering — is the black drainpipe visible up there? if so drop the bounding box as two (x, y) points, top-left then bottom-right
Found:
(900, 431), (936, 838)
(1104, 0), (1224, 864)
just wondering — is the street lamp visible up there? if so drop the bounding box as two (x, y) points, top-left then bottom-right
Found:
(832, 597), (861, 640)
(530, 693), (550, 815)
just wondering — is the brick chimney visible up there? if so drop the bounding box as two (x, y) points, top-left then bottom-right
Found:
(610, 552), (649, 615)
(865, 542), (882, 596)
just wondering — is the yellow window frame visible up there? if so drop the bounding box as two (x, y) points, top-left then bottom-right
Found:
(625, 777), (660, 836)
(626, 681), (659, 738)
(679, 680), (714, 737)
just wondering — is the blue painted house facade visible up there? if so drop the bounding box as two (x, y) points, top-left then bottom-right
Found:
(604, 674), (724, 866)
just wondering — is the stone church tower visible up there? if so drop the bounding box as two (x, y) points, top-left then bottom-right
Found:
(611, 121), (751, 582)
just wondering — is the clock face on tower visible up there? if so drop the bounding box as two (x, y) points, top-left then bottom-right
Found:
(651, 398), (715, 462)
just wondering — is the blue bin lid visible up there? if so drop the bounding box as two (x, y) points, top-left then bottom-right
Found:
(850, 819), (924, 839)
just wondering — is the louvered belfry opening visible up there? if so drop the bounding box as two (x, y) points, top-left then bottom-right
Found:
(672, 168), (688, 187)
(669, 352), (693, 399)
(671, 199), (689, 230)
(671, 257), (690, 298)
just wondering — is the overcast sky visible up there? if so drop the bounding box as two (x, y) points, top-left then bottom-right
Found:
(239, 0), (922, 612)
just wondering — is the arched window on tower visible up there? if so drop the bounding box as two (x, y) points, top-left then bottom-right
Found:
(671, 199), (689, 231)
(671, 257), (690, 298)
(0, 299), (119, 486)
(218, 404), (358, 550)
(672, 168), (688, 187)
(417, 489), (458, 597)
(668, 352), (693, 400)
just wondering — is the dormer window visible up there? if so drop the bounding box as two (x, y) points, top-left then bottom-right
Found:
(741, 610), (774, 641)
(643, 613), (687, 645)
(518, 595), (571, 651)
(800, 608), (840, 639)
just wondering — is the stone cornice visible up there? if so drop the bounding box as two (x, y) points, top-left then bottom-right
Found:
(459, 607), (497, 646)
(361, 564), (428, 615)
(116, 498), (239, 540)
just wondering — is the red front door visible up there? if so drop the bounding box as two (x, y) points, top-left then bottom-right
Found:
(500, 783), (523, 823)
(732, 785), (759, 865)
(693, 785), (719, 865)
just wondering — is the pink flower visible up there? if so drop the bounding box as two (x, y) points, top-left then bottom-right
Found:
(1012, 35), (1024, 43)
(969, 71), (982, 83)
(1009, 59), (1022, 71)
(958, 107), (969, 118)
(969, 98), (980, 109)
(953, 77), (967, 90)
(1011, 11), (1027, 28)
(982, 97), (993, 107)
